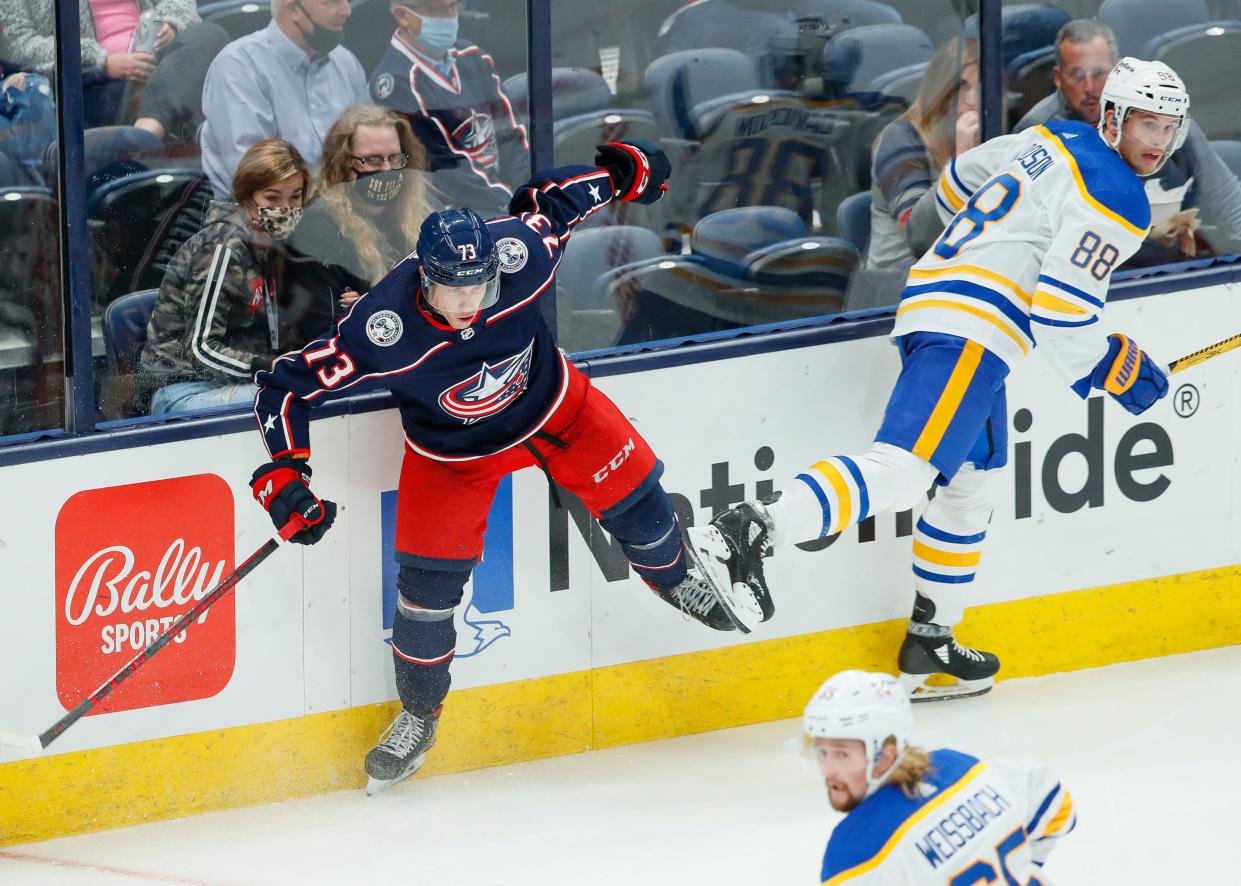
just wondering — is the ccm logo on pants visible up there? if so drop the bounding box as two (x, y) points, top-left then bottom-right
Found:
(593, 438), (636, 484)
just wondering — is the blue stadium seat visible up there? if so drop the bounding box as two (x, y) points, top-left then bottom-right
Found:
(502, 68), (615, 120)
(792, 0), (902, 31)
(1007, 46), (1057, 128)
(644, 49), (761, 139)
(822, 24), (934, 100)
(103, 288), (159, 375)
(1099, 0), (1211, 56)
(872, 62), (928, 106)
(1208, 139), (1241, 178)
(198, 0), (272, 42)
(556, 226), (665, 353)
(835, 190), (872, 254)
(1148, 22), (1241, 140)
(964, 4), (1069, 69)
(656, 0), (797, 81)
(42, 126), (166, 198)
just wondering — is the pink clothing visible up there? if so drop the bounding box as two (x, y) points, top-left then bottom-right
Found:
(89, 0), (141, 55)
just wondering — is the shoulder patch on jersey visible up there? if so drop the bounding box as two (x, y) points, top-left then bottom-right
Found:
(1041, 121), (1151, 233)
(366, 310), (403, 346)
(373, 72), (395, 100)
(496, 237), (528, 273)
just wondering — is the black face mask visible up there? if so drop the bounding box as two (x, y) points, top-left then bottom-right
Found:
(353, 168), (404, 205)
(294, 0), (343, 56)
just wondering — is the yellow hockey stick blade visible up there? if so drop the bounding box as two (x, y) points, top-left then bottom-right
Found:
(1168, 332), (1241, 375)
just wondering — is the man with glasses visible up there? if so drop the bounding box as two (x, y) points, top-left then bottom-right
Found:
(368, 0), (529, 215)
(200, 0), (370, 199)
(1016, 19), (1241, 261)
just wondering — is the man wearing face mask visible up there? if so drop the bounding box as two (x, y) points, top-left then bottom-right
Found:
(141, 139), (333, 416)
(369, 0), (530, 216)
(199, 0), (370, 200)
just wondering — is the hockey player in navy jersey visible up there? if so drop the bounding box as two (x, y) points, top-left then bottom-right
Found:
(694, 59), (1189, 701)
(806, 671), (1075, 884)
(247, 139), (761, 792)
(369, 0), (529, 214)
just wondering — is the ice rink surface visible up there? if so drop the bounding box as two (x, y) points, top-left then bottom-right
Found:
(4, 645), (1238, 885)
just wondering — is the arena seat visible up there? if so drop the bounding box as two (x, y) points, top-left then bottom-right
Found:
(872, 62), (928, 106)
(103, 288), (159, 375)
(502, 68), (615, 121)
(1208, 139), (1241, 178)
(964, 4), (1068, 69)
(644, 49), (761, 139)
(197, 0), (272, 42)
(1099, 0), (1211, 56)
(1150, 23), (1241, 140)
(1006, 47), (1057, 128)
(655, 0), (797, 81)
(835, 190), (872, 255)
(42, 126), (166, 199)
(822, 24), (934, 100)
(555, 226), (664, 353)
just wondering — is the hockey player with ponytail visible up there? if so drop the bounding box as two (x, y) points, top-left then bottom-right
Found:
(806, 671), (1075, 883)
(247, 139), (762, 793)
(695, 59), (1190, 701)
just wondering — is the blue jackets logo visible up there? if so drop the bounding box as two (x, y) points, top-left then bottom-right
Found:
(381, 477), (513, 657)
(438, 339), (534, 423)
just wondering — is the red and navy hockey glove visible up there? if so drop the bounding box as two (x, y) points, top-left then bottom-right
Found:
(594, 139), (671, 205)
(250, 458), (337, 544)
(1074, 333), (1168, 415)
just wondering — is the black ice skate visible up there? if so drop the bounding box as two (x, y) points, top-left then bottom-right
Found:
(682, 519), (767, 633)
(682, 501), (776, 633)
(650, 564), (740, 632)
(897, 623), (1000, 703)
(364, 709), (439, 795)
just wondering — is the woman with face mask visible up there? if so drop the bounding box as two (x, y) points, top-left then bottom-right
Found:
(141, 138), (332, 415)
(287, 104), (443, 312)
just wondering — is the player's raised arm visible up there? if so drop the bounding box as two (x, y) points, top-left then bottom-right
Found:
(506, 139), (671, 243)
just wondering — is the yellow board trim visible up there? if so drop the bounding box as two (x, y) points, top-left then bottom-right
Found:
(1037, 125), (1148, 237)
(912, 340), (983, 461)
(810, 460), (851, 532)
(1032, 289), (1091, 316)
(4, 564), (1241, 847)
(912, 540), (982, 568)
(897, 298), (1032, 354)
(909, 265), (1033, 306)
(824, 763), (988, 883)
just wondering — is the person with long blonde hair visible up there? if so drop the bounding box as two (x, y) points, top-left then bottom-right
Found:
(865, 37), (980, 272)
(289, 104), (441, 308)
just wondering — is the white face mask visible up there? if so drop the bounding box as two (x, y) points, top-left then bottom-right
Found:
(252, 204), (303, 240)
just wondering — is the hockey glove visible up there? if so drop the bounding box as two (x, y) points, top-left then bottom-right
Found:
(594, 139), (670, 205)
(1075, 333), (1168, 415)
(250, 458), (337, 544)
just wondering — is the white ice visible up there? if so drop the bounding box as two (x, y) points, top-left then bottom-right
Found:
(4, 646), (1238, 885)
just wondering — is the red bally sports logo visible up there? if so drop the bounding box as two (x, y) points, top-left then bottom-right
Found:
(55, 475), (236, 714)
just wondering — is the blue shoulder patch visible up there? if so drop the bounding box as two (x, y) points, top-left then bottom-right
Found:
(820, 749), (981, 881)
(1042, 120), (1150, 230)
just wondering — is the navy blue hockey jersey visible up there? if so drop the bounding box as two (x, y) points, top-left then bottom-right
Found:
(253, 165), (615, 461)
(370, 33), (529, 202)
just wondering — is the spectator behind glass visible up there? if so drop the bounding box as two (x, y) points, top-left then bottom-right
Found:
(1015, 20), (1241, 261)
(369, 0), (529, 216)
(289, 104), (443, 312)
(866, 37), (979, 273)
(0, 0), (228, 145)
(141, 139), (330, 416)
(0, 66), (55, 185)
(200, 0), (369, 199)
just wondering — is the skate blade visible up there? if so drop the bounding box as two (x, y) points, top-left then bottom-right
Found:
(898, 672), (994, 704)
(683, 526), (761, 633)
(364, 753), (427, 795)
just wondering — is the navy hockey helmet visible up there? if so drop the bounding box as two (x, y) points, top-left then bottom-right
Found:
(417, 208), (502, 314)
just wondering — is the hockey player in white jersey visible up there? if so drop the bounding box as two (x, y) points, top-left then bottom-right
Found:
(692, 58), (1189, 699)
(806, 671), (1076, 884)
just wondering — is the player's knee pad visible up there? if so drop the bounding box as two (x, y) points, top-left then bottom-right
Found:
(391, 564), (466, 714)
(926, 464), (994, 533)
(859, 443), (940, 513)
(599, 484), (687, 589)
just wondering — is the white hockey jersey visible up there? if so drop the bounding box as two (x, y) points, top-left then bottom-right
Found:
(893, 119), (1152, 387)
(820, 748), (1075, 885)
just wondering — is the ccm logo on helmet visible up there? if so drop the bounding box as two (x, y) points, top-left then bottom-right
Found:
(593, 438), (636, 484)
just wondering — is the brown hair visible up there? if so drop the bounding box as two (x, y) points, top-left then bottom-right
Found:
(885, 742), (932, 799)
(231, 138), (312, 206)
(318, 104), (434, 283)
(905, 37), (980, 167)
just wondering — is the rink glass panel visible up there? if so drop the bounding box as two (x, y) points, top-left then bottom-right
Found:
(546, 0), (976, 353)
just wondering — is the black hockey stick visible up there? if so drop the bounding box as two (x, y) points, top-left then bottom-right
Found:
(0, 531), (290, 755)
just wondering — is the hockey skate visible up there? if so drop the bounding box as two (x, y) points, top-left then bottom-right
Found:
(364, 709), (439, 795)
(681, 503), (774, 633)
(650, 562), (743, 632)
(897, 624), (1000, 703)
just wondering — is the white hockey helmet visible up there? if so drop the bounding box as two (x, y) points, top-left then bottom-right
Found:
(1098, 57), (1190, 173)
(803, 670), (913, 797)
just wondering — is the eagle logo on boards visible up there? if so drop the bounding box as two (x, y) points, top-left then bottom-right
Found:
(438, 339), (534, 423)
(496, 237), (528, 273)
(366, 310), (403, 347)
